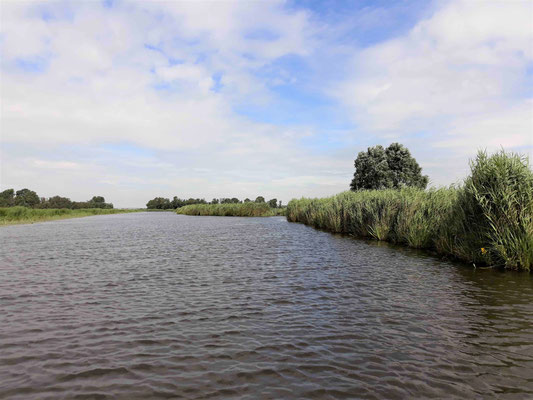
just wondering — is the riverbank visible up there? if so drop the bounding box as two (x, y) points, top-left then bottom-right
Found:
(0, 207), (143, 226)
(287, 151), (533, 271)
(177, 202), (285, 217)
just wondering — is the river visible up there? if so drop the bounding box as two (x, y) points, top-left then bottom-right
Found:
(1, 212), (532, 399)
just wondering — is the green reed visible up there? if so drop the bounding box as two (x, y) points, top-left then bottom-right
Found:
(0, 207), (142, 225)
(287, 150), (532, 271)
(177, 202), (285, 217)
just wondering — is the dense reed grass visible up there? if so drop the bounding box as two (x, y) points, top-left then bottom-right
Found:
(0, 207), (142, 225)
(287, 150), (533, 271)
(177, 202), (285, 217)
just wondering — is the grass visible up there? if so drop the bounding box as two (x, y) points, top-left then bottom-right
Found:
(177, 202), (285, 217)
(0, 207), (143, 226)
(287, 150), (533, 271)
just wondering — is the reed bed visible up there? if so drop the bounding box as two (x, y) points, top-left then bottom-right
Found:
(0, 207), (142, 225)
(177, 203), (285, 217)
(287, 151), (533, 271)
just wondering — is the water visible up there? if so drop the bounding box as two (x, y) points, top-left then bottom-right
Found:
(1, 212), (532, 399)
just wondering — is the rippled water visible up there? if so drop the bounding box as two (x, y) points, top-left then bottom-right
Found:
(1, 212), (532, 399)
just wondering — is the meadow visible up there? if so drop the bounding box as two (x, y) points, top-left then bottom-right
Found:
(177, 202), (285, 217)
(0, 207), (142, 226)
(286, 151), (533, 271)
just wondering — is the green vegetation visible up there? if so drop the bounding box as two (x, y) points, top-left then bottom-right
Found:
(288, 150), (533, 271)
(0, 188), (114, 209)
(177, 202), (285, 217)
(147, 195), (282, 210)
(0, 207), (142, 226)
(351, 143), (428, 190)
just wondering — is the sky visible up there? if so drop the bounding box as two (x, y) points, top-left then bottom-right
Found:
(1, 0), (532, 208)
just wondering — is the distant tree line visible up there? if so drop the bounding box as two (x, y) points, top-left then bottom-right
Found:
(146, 195), (282, 210)
(0, 188), (113, 209)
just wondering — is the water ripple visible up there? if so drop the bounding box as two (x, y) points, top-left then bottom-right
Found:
(1, 212), (532, 399)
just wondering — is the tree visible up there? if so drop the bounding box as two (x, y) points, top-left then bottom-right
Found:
(14, 188), (40, 207)
(146, 197), (171, 209)
(211, 198), (219, 204)
(243, 198), (251, 203)
(230, 197), (240, 203)
(42, 196), (73, 209)
(0, 189), (15, 207)
(255, 196), (265, 203)
(268, 198), (278, 208)
(350, 143), (428, 191)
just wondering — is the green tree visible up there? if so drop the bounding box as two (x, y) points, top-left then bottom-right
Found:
(42, 196), (73, 209)
(243, 198), (251, 203)
(14, 188), (40, 207)
(255, 196), (265, 203)
(230, 197), (240, 203)
(146, 197), (171, 209)
(350, 143), (428, 191)
(211, 198), (219, 204)
(268, 198), (278, 208)
(0, 189), (15, 207)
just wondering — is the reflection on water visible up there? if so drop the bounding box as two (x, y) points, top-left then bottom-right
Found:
(1, 212), (532, 399)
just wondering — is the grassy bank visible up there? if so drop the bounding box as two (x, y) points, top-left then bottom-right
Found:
(287, 151), (533, 271)
(0, 207), (142, 226)
(177, 202), (285, 217)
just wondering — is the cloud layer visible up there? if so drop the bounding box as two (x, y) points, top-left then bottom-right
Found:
(1, 0), (531, 206)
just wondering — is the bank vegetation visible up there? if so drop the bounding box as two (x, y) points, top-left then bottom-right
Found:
(177, 202), (285, 217)
(0, 207), (142, 226)
(287, 150), (533, 271)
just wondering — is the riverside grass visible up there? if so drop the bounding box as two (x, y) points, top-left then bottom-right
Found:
(0, 207), (142, 226)
(287, 150), (533, 271)
(177, 202), (285, 217)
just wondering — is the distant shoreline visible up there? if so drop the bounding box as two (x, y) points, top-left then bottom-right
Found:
(177, 203), (285, 217)
(0, 207), (144, 226)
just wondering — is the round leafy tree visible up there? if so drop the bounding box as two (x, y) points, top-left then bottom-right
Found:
(350, 143), (428, 190)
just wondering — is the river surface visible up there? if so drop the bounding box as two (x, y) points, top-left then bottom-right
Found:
(1, 212), (532, 399)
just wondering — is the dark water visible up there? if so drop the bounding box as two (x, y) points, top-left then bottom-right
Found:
(1, 213), (532, 399)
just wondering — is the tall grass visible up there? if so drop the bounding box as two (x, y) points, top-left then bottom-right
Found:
(0, 207), (142, 225)
(177, 202), (284, 217)
(287, 150), (533, 271)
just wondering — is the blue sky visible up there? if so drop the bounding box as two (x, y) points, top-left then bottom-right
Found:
(1, 0), (531, 207)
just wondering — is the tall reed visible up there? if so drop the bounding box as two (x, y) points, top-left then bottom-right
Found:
(0, 207), (141, 225)
(177, 202), (284, 217)
(287, 150), (532, 271)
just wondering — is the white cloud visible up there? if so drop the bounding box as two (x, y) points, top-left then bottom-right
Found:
(1, 0), (531, 206)
(332, 0), (532, 180)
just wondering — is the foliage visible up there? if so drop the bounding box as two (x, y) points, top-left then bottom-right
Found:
(0, 189), (15, 207)
(39, 196), (73, 209)
(288, 150), (532, 271)
(146, 196), (207, 209)
(255, 196), (265, 203)
(0, 207), (140, 225)
(177, 202), (284, 217)
(350, 143), (428, 191)
(14, 188), (40, 207)
(146, 197), (172, 209)
(268, 198), (278, 208)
